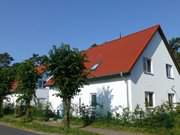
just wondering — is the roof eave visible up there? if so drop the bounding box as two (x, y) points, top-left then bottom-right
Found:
(128, 25), (180, 75)
(158, 27), (180, 75)
(88, 72), (130, 80)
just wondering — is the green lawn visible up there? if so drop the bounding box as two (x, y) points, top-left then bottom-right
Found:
(0, 115), (99, 135)
(1, 112), (179, 135)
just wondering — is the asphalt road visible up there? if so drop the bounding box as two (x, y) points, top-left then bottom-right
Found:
(0, 124), (43, 135)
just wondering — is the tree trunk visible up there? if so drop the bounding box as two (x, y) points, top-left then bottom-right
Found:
(25, 100), (31, 120)
(0, 97), (3, 117)
(63, 97), (71, 128)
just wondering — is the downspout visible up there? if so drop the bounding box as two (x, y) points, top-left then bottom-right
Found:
(125, 79), (130, 110)
(120, 72), (131, 111)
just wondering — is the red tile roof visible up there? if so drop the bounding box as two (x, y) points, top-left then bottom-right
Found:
(45, 78), (54, 86)
(35, 65), (47, 75)
(13, 25), (175, 88)
(10, 81), (17, 92)
(84, 25), (161, 78)
(11, 65), (47, 91)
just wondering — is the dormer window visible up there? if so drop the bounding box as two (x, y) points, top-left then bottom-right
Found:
(166, 64), (174, 79)
(143, 57), (153, 74)
(91, 63), (100, 71)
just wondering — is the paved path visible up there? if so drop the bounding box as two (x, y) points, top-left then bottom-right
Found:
(82, 126), (144, 135)
(0, 124), (43, 135)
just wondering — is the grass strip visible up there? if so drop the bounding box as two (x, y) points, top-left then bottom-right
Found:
(0, 115), (99, 135)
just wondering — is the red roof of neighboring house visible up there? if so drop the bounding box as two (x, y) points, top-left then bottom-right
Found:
(45, 78), (54, 86)
(84, 25), (161, 78)
(10, 81), (17, 92)
(11, 65), (47, 91)
(35, 65), (47, 75)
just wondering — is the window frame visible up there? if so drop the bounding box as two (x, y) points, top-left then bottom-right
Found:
(90, 93), (97, 107)
(168, 93), (175, 107)
(145, 91), (154, 108)
(143, 57), (153, 75)
(166, 64), (174, 79)
(37, 78), (44, 88)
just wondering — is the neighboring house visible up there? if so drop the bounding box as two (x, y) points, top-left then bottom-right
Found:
(7, 25), (180, 116)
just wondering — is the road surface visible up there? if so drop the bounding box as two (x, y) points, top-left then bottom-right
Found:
(0, 124), (43, 135)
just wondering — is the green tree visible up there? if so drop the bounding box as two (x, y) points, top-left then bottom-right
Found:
(0, 52), (13, 67)
(48, 44), (88, 128)
(0, 53), (14, 117)
(169, 37), (180, 66)
(169, 37), (180, 53)
(16, 60), (39, 119)
(29, 53), (49, 66)
(0, 67), (15, 117)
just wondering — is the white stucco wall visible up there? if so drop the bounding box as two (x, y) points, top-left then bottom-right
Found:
(130, 31), (180, 110)
(36, 88), (62, 112)
(34, 77), (129, 116)
(36, 88), (49, 102)
(35, 77), (129, 116)
(48, 89), (62, 112)
(72, 77), (130, 116)
(4, 94), (19, 106)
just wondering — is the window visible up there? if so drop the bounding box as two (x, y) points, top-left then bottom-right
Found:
(168, 93), (174, 107)
(91, 63), (100, 71)
(143, 57), (152, 74)
(37, 79), (44, 88)
(166, 64), (173, 79)
(145, 92), (154, 107)
(91, 94), (97, 107)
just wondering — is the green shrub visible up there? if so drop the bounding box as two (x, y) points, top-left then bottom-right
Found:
(79, 105), (95, 127)
(15, 105), (26, 117)
(91, 103), (180, 135)
(3, 103), (15, 115)
(42, 103), (55, 121)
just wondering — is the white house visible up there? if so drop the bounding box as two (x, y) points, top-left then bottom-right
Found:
(8, 25), (180, 116)
(71, 25), (180, 115)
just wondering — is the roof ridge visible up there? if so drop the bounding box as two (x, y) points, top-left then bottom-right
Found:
(87, 24), (160, 51)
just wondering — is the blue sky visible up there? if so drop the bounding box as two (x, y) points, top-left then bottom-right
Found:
(0, 0), (180, 62)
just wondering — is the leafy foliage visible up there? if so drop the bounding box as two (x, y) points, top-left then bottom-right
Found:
(29, 53), (49, 66)
(0, 52), (13, 68)
(0, 67), (14, 95)
(48, 44), (89, 128)
(169, 37), (180, 66)
(0, 67), (15, 116)
(169, 37), (180, 52)
(16, 60), (39, 119)
(48, 44), (88, 98)
(92, 103), (180, 135)
(0, 53), (14, 117)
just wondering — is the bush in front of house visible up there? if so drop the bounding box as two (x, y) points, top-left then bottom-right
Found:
(3, 103), (15, 115)
(31, 102), (60, 121)
(15, 105), (26, 117)
(89, 103), (180, 135)
(13, 102), (58, 122)
(43, 103), (55, 121)
(79, 104), (95, 127)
